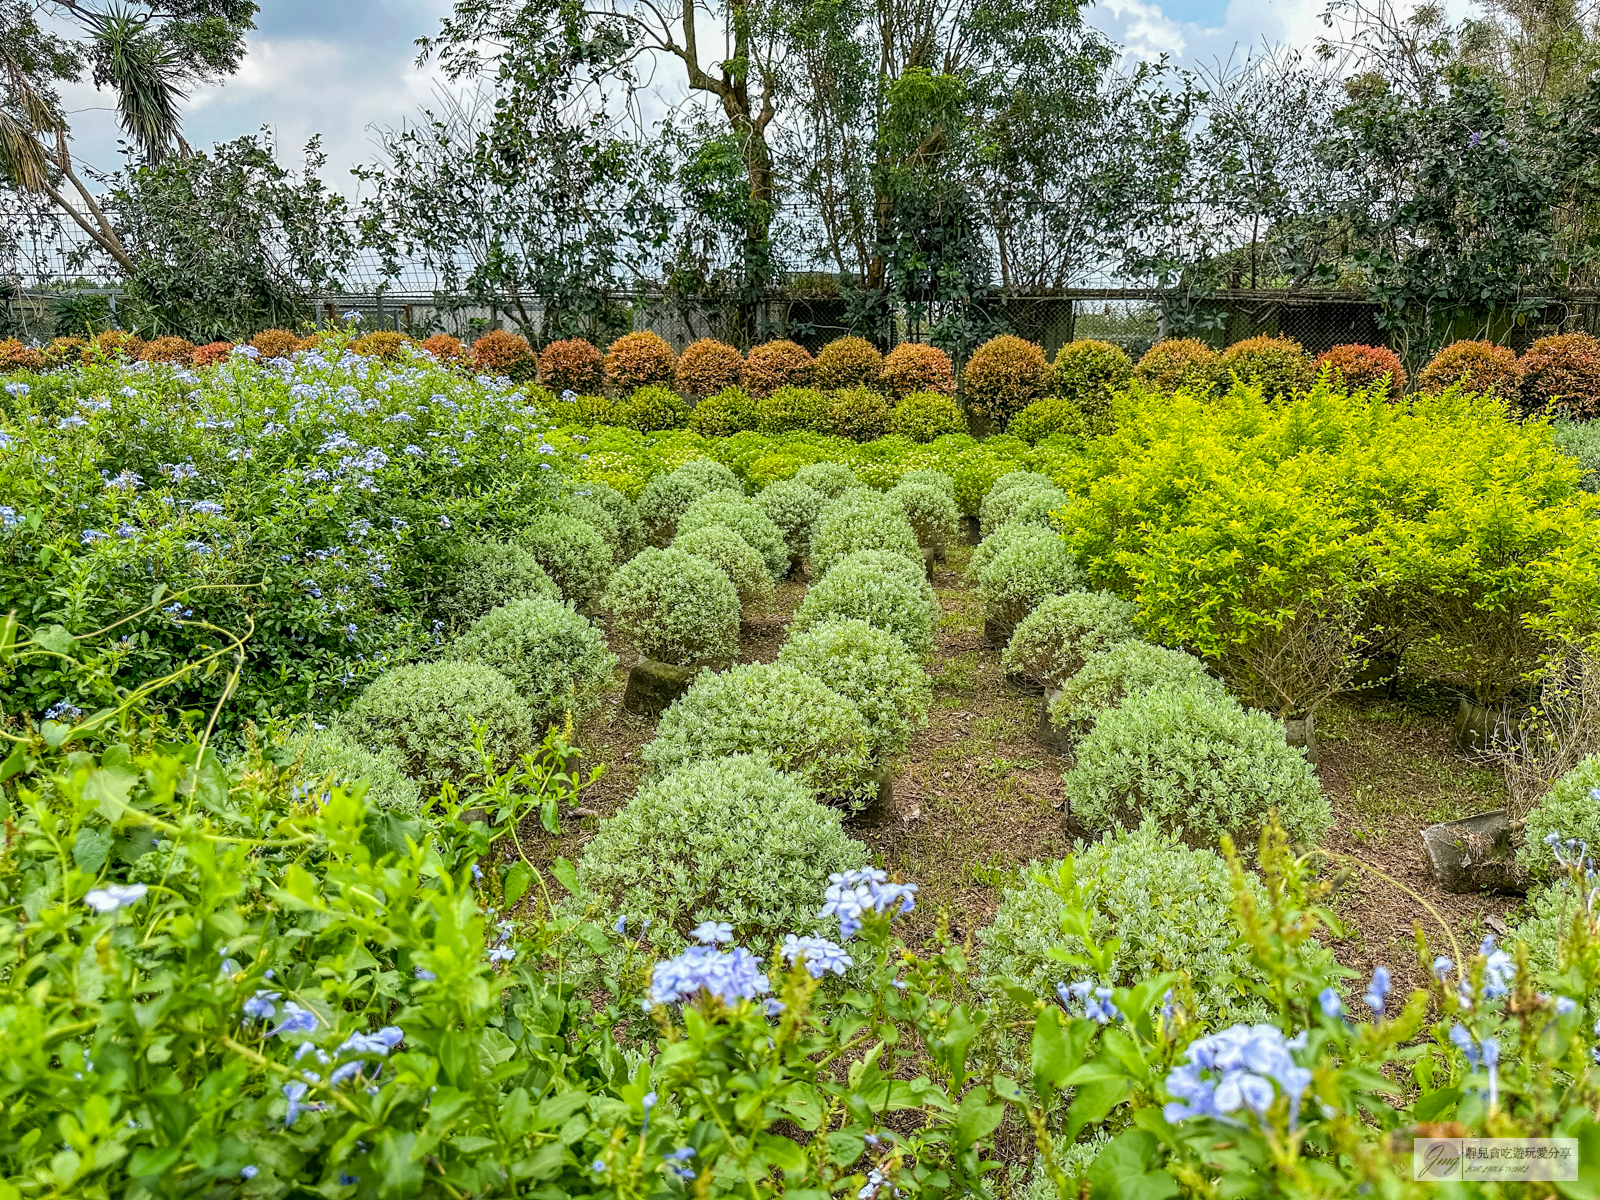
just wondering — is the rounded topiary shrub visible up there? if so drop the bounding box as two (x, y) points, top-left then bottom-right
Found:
(557, 494), (621, 563)
(881, 342), (955, 400)
(642, 663), (873, 808)
(676, 338), (745, 400)
(891, 390), (966, 441)
(755, 478), (827, 568)
(1520, 331), (1600, 418)
(898, 467), (957, 500)
(814, 336), (885, 391)
(791, 551), (939, 658)
(536, 337), (603, 393)
(976, 472), (1056, 528)
(1218, 335), (1312, 400)
(636, 459), (742, 545)
(420, 333), (467, 363)
(674, 524), (776, 609)
(616, 384), (689, 432)
(0, 339), (45, 372)
(825, 385), (892, 441)
(573, 754), (868, 952)
(602, 546), (739, 666)
(675, 495), (788, 581)
(1049, 641), (1226, 734)
(974, 526), (1085, 626)
(976, 822), (1267, 1025)
(342, 662), (536, 786)
(779, 618), (930, 763)
(1008, 396), (1091, 444)
(471, 329), (537, 380)
(296, 727), (423, 814)
(687, 385), (758, 437)
(888, 479), (959, 552)
(756, 384), (831, 434)
(140, 335), (197, 365)
(980, 483), (1069, 534)
(809, 493), (921, 579)
(519, 514), (612, 608)
(1314, 344), (1406, 400)
(964, 334), (1049, 428)
(1134, 338), (1222, 396)
(965, 519), (1049, 582)
(1049, 340), (1131, 415)
(792, 461), (859, 499)
(443, 597), (616, 729)
(604, 330), (677, 394)
(572, 480), (643, 560)
(743, 339), (815, 398)
(250, 329), (302, 359)
(1415, 339), (1520, 397)
(1066, 681), (1331, 850)
(1001, 592), (1141, 689)
(1517, 754), (1600, 882)
(438, 540), (561, 627)
(351, 332), (413, 361)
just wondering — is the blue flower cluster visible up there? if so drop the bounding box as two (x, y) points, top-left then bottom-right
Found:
(819, 869), (917, 939)
(1164, 1023), (1312, 1129)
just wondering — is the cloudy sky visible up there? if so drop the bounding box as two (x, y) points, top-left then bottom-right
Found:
(55, 0), (1385, 189)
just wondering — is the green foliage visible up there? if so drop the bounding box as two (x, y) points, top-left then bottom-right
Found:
(754, 478), (827, 567)
(642, 662), (874, 808)
(688, 385), (758, 437)
(1009, 396), (1092, 445)
(602, 545), (740, 665)
(826, 385), (893, 441)
(980, 479), (1069, 533)
(1065, 682), (1331, 849)
(779, 617), (932, 762)
(617, 383), (689, 432)
(891, 390), (967, 442)
(1554, 419), (1600, 492)
(342, 660), (536, 787)
(1050, 640), (1227, 734)
(572, 755), (868, 953)
(635, 457), (741, 544)
(757, 385), (832, 434)
(792, 460), (860, 498)
(1217, 336), (1313, 401)
(963, 334), (1050, 427)
(571, 479), (643, 559)
(556, 492), (622, 559)
(438, 539), (561, 628)
(675, 494), (789, 580)
(442, 597), (617, 729)
(294, 725), (424, 814)
(888, 479), (960, 550)
(792, 550), (940, 658)
(674, 524), (777, 609)
(517, 513), (613, 608)
(809, 491), (922, 578)
(1049, 340), (1131, 420)
(974, 526), (1086, 625)
(1134, 338), (1222, 396)
(1519, 754), (1600, 882)
(1001, 592), (1140, 688)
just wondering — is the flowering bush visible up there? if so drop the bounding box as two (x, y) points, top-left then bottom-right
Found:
(676, 337), (744, 399)
(443, 596), (617, 729)
(1134, 337), (1222, 395)
(791, 550), (939, 657)
(754, 477), (826, 567)
(603, 545), (739, 665)
(635, 458), (741, 544)
(605, 330), (678, 394)
(1520, 331), (1600, 417)
(1415, 338), (1521, 396)
(814, 335), (885, 391)
(249, 328), (301, 358)
(808, 491), (922, 578)
(674, 523), (777, 609)
(350, 331), (414, 361)
(1000, 591), (1140, 688)
(1314, 343), (1406, 399)
(756, 384), (831, 434)
(974, 525), (1086, 626)
(687, 384), (758, 436)
(880, 340), (955, 399)
(137, 335), (198, 365)
(888, 478), (959, 552)
(1218, 335), (1313, 400)
(779, 617), (930, 762)
(792, 460), (859, 498)
(642, 662), (874, 808)
(824, 385), (892, 441)
(518, 513), (612, 607)
(470, 328), (537, 380)
(419, 332), (466, 362)
(438, 538), (561, 627)
(675, 493), (789, 580)
(890, 389), (966, 441)
(1049, 640), (1226, 734)
(742, 339), (815, 398)
(616, 383), (689, 432)
(1049, 339), (1131, 415)
(535, 335), (603, 392)
(964, 334), (1050, 427)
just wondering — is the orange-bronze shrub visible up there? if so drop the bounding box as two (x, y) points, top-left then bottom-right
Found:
(193, 341), (234, 366)
(91, 330), (145, 361)
(814, 335), (885, 391)
(420, 333), (466, 363)
(1414, 339), (1521, 397)
(962, 334), (1049, 427)
(1314, 344), (1406, 399)
(139, 336), (197, 365)
(536, 336), (602, 393)
(250, 328), (303, 359)
(676, 338), (744, 400)
(0, 339), (44, 372)
(743, 340), (815, 399)
(472, 329), (538, 381)
(604, 330), (678, 394)
(1520, 331), (1600, 418)
(1218, 335), (1313, 400)
(881, 342), (955, 400)
(1134, 338), (1223, 395)
(352, 331), (413, 360)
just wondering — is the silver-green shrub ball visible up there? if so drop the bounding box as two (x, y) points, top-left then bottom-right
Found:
(973, 526), (1085, 625)
(602, 546), (739, 666)
(674, 495), (788, 580)
(792, 460), (859, 498)
(755, 478), (827, 566)
(1049, 640), (1226, 734)
(342, 662), (536, 786)
(897, 468), (957, 501)
(1065, 682), (1331, 850)
(982, 485), (1069, 534)
(780, 617), (930, 764)
(438, 540), (560, 628)
(518, 514), (612, 608)
(636, 459), (741, 544)
(572, 754), (869, 953)
(1518, 754), (1600, 882)
(673, 524), (777, 609)
(556, 494), (620, 563)
(887, 479), (959, 551)
(295, 726), (422, 814)
(443, 597), (617, 729)
(809, 492), (921, 578)
(791, 551), (939, 658)
(1001, 592), (1141, 688)
(642, 662), (873, 808)
(572, 480), (643, 559)
(981, 470), (1055, 516)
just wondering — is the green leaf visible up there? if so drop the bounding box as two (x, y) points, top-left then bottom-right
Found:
(503, 861), (533, 909)
(361, 811), (423, 863)
(549, 856), (579, 895)
(72, 827), (113, 874)
(33, 625), (76, 657)
(1065, 1077), (1129, 1143)
(1412, 1087), (1461, 1123)
(754, 1132), (806, 1172)
(825, 1129), (866, 1168)
(1086, 1130), (1176, 1200)
(954, 1087), (1005, 1150)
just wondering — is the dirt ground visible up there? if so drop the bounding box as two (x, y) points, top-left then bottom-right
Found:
(542, 541), (1522, 989)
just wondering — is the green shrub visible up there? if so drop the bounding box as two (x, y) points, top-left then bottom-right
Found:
(974, 526), (1085, 626)
(442, 597), (617, 729)
(294, 726), (423, 814)
(1134, 338), (1222, 395)
(571, 755), (868, 953)
(1049, 339), (1131, 419)
(636, 458), (741, 545)
(888, 479), (959, 552)
(342, 661), (536, 786)
(981, 483), (1069, 534)
(755, 478), (827, 568)
(572, 480), (643, 559)
(964, 334), (1050, 427)
(1065, 682), (1331, 849)
(792, 551), (939, 658)
(518, 514), (612, 608)
(617, 384), (689, 432)
(965, 520), (1049, 583)
(1518, 754), (1600, 882)
(950, 448), (1027, 516)
(642, 663), (874, 808)
(814, 336), (885, 391)
(792, 460), (860, 498)
(1507, 881), (1584, 983)
(557, 494), (621, 563)
(675, 495), (789, 580)
(976, 823), (1267, 1025)
(891, 391), (967, 442)
(1554, 419), (1600, 492)
(438, 540), (560, 627)
(808, 492), (922, 578)
(1008, 396), (1091, 445)
(757, 385), (831, 434)
(779, 617), (931, 762)
(979, 471), (1056, 523)
(825, 385), (892, 441)
(602, 546), (740, 665)
(688, 385), (758, 437)
(1049, 641), (1227, 734)
(898, 467), (957, 501)
(674, 524), (777, 609)
(1000, 592), (1140, 688)
(1219, 335), (1314, 401)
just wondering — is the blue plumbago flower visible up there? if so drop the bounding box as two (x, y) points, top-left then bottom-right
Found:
(0, 506), (19, 529)
(667, 1147), (695, 1162)
(104, 469), (142, 491)
(115, 522), (139, 538)
(281, 1081), (322, 1127)
(189, 500), (225, 517)
(613, 915), (628, 935)
(295, 1042), (332, 1065)
(4, 381), (29, 397)
(336, 1027), (403, 1057)
(58, 414), (88, 429)
(272, 1002), (318, 1037)
(819, 870), (918, 940)
(342, 310), (363, 324)
(118, 386), (138, 399)
(1462, 935), (1516, 1006)
(648, 945), (770, 1008)
(83, 883), (148, 913)
(592, 1159), (606, 1174)
(1163, 1023), (1313, 1129)
(691, 921), (734, 945)
(1318, 988), (1343, 1018)
(858, 1167), (889, 1200)
(781, 934), (854, 978)
(240, 1165), (258, 1179)
(1059, 980), (1121, 1023)
(1449, 1022), (1481, 1069)
(1363, 966), (1391, 1016)
(486, 946), (515, 964)
(242, 990), (280, 1020)
(330, 1061), (365, 1086)
(339, 1173), (359, 1186)
(1482, 1036), (1501, 1106)
(44, 700), (82, 721)
(80, 528), (108, 544)
(413, 967), (436, 981)
(1432, 956), (1453, 982)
